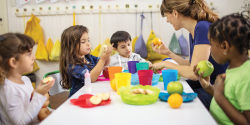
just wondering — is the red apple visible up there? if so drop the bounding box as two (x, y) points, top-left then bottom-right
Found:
(89, 96), (102, 105)
(96, 93), (110, 100)
(103, 68), (109, 79)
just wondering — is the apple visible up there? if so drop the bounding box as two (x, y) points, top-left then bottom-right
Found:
(167, 81), (183, 95)
(103, 45), (107, 52)
(96, 93), (110, 100)
(42, 77), (54, 84)
(196, 60), (214, 77)
(103, 68), (109, 79)
(89, 96), (102, 105)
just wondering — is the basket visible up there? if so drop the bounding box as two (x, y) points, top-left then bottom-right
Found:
(131, 73), (160, 86)
(119, 85), (160, 105)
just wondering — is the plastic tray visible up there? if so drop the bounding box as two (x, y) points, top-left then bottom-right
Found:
(159, 92), (197, 102)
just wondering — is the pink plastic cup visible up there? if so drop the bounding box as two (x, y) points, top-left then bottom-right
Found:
(138, 70), (153, 86)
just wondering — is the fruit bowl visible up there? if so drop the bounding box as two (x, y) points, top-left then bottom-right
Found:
(119, 85), (160, 105)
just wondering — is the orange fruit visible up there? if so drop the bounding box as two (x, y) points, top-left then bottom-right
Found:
(168, 93), (183, 108)
(152, 38), (162, 46)
(110, 79), (117, 91)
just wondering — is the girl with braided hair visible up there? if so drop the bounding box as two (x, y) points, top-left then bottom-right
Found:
(151, 0), (229, 109)
(194, 12), (250, 125)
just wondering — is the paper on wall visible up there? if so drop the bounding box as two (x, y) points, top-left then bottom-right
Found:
(50, 0), (59, 3)
(35, 0), (46, 4)
(16, 0), (30, 6)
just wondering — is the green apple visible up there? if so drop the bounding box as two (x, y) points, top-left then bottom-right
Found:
(167, 81), (183, 95)
(197, 60), (214, 77)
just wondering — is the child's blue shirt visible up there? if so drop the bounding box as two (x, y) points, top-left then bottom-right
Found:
(68, 55), (100, 98)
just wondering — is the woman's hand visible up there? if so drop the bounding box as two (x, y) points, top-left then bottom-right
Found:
(151, 42), (171, 56)
(100, 44), (113, 62)
(152, 61), (167, 70)
(193, 64), (211, 89)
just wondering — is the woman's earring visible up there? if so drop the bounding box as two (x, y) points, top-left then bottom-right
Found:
(223, 52), (227, 55)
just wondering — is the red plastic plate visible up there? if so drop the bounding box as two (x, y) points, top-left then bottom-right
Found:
(96, 75), (110, 81)
(70, 94), (111, 108)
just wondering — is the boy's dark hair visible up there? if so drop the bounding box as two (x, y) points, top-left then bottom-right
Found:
(209, 11), (250, 55)
(110, 31), (131, 49)
(0, 33), (35, 84)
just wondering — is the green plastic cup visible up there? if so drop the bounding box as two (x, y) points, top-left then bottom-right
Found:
(136, 62), (149, 71)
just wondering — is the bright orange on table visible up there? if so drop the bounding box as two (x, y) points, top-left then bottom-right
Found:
(111, 79), (117, 91)
(152, 38), (162, 46)
(168, 93), (183, 108)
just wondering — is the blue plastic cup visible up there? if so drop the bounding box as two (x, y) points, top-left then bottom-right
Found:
(128, 61), (139, 74)
(162, 69), (178, 90)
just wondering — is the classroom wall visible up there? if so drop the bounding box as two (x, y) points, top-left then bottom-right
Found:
(6, 0), (246, 86)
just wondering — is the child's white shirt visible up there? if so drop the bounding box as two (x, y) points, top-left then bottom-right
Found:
(0, 76), (47, 125)
(109, 52), (151, 70)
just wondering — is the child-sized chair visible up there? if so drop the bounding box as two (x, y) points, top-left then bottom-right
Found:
(43, 70), (68, 96)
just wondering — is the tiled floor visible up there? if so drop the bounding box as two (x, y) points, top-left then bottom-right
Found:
(49, 91), (70, 109)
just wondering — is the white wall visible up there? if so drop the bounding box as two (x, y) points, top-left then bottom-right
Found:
(6, 0), (245, 86)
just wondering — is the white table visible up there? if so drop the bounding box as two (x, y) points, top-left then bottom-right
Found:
(40, 78), (217, 125)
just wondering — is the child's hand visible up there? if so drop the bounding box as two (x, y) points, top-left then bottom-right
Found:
(151, 42), (171, 56)
(149, 66), (159, 74)
(152, 61), (166, 70)
(213, 73), (226, 96)
(193, 64), (211, 89)
(103, 66), (109, 70)
(148, 63), (152, 67)
(100, 44), (113, 62)
(35, 79), (55, 96)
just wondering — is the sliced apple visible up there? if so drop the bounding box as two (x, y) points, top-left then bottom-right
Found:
(103, 45), (108, 52)
(96, 93), (110, 101)
(42, 77), (54, 84)
(89, 96), (102, 105)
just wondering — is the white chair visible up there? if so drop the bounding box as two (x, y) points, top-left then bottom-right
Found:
(43, 71), (67, 96)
